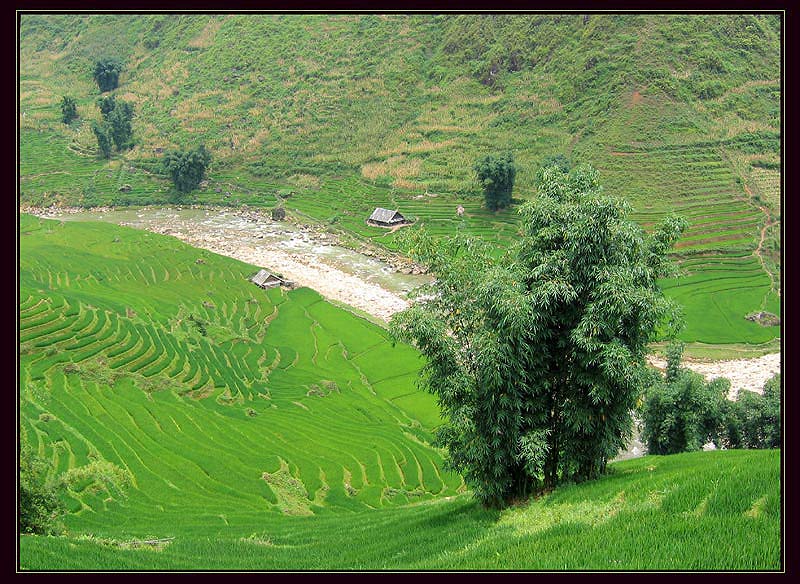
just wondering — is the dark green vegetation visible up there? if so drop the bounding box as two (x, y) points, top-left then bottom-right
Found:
(163, 145), (212, 198)
(19, 434), (65, 536)
(641, 343), (781, 455)
(91, 121), (112, 159)
(393, 165), (685, 506)
(19, 14), (781, 347)
(19, 216), (780, 569)
(474, 152), (516, 210)
(59, 96), (77, 125)
(93, 57), (123, 93)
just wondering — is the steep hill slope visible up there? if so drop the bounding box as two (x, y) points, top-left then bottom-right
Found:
(19, 14), (781, 345)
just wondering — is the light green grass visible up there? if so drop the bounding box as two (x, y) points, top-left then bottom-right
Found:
(19, 450), (780, 570)
(18, 215), (780, 570)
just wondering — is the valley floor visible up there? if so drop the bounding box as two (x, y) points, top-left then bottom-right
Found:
(21, 205), (781, 396)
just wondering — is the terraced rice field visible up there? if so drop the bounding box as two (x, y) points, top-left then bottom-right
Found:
(17, 215), (781, 570)
(19, 214), (463, 536)
(285, 149), (779, 344)
(591, 138), (779, 344)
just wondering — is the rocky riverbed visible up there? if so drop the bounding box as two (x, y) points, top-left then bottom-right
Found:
(22, 205), (780, 399)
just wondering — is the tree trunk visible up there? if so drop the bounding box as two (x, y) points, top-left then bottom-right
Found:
(544, 398), (559, 489)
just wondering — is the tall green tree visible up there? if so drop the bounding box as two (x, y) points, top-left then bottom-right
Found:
(107, 100), (134, 151)
(93, 57), (123, 92)
(392, 164), (687, 507)
(474, 153), (516, 211)
(163, 145), (212, 197)
(96, 94), (117, 119)
(91, 121), (112, 159)
(60, 96), (78, 124)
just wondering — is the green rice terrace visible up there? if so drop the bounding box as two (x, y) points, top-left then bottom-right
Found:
(18, 13), (782, 571)
(19, 13), (781, 348)
(18, 216), (780, 570)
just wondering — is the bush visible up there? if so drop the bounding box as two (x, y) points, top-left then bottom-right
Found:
(19, 437), (65, 535)
(721, 374), (781, 449)
(93, 57), (123, 92)
(641, 343), (728, 454)
(642, 345), (781, 454)
(60, 96), (77, 124)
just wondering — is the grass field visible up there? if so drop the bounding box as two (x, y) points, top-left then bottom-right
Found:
(18, 215), (781, 570)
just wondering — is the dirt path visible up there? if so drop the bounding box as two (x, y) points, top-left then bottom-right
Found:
(743, 179), (779, 297)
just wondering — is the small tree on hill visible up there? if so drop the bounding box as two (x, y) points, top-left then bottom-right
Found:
(93, 57), (123, 92)
(163, 145), (212, 198)
(107, 100), (135, 151)
(392, 164), (687, 507)
(97, 94), (117, 119)
(60, 96), (78, 124)
(474, 153), (516, 211)
(91, 121), (112, 159)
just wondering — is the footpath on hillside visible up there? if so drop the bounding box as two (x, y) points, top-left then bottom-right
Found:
(23, 205), (780, 397)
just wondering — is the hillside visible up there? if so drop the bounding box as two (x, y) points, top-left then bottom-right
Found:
(18, 13), (781, 347)
(20, 14), (781, 343)
(18, 216), (780, 570)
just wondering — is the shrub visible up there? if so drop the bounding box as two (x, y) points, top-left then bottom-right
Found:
(60, 96), (77, 124)
(640, 343), (729, 454)
(93, 57), (123, 92)
(19, 437), (65, 535)
(721, 374), (781, 449)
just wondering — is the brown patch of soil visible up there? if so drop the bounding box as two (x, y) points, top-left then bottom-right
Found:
(674, 233), (752, 249)
(631, 90), (643, 105)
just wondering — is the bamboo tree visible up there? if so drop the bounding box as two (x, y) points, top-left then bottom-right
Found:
(392, 163), (687, 507)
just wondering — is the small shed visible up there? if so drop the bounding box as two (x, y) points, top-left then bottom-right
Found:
(250, 269), (290, 290)
(367, 207), (408, 227)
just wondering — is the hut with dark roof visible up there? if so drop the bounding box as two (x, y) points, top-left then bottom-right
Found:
(367, 207), (408, 227)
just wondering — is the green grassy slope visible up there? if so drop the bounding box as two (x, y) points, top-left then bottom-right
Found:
(20, 215), (462, 528)
(19, 14), (780, 344)
(18, 216), (781, 570)
(20, 449), (781, 571)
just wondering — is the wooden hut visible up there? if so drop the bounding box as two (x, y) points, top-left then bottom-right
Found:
(250, 269), (291, 290)
(367, 207), (408, 227)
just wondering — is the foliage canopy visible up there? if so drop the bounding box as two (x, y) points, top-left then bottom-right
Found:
(163, 145), (212, 197)
(19, 435), (65, 535)
(392, 164), (687, 507)
(474, 153), (516, 211)
(641, 342), (781, 454)
(93, 57), (123, 92)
